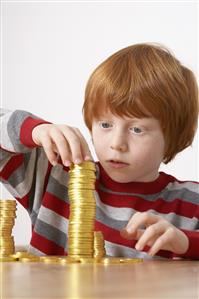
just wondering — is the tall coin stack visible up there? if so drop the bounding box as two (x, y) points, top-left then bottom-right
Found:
(0, 200), (17, 257)
(68, 161), (96, 258)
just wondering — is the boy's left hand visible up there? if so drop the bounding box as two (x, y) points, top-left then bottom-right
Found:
(120, 212), (189, 256)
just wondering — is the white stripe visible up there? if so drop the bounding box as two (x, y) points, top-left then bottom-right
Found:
(95, 191), (133, 221)
(167, 181), (199, 194)
(1, 111), (16, 152)
(28, 245), (46, 256)
(38, 205), (69, 234)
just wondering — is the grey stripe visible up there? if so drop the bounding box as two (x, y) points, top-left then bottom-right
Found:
(34, 218), (67, 249)
(33, 205), (69, 234)
(95, 188), (199, 231)
(8, 152), (33, 188)
(0, 149), (15, 163)
(47, 175), (69, 203)
(96, 206), (128, 230)
(50, 164), (70, 188)
(99, 184), (199, 205)
(7, 110), (39, 153)
(105, 241), (165, 260)
(30, 210), (38, 226)
(97, 205), (199, 231)
(31, 149), (49, 214)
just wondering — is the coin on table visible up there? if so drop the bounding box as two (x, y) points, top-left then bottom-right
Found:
(20, 257), (40, 262)
(13, 251), (36, 258)
(0, 256), (18, 262)
(40, 256), (61, 263)
(58, 257), (81, 264)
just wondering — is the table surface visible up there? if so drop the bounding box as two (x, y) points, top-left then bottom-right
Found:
(1, 260), (199, 299)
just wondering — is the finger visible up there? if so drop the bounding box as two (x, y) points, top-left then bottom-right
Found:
(148, 230), (171, 256)
(41, 136), (59, 166)
(125, 212), (160, 235)
(73, 128), (93, 161)
(50, 128), (72, 166)
(120, 227), (144, 240)
(135, 222), (166, 251)
(61, 127), (85, 164)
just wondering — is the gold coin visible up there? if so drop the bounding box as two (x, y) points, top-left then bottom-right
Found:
(119, 258), (143, 263)
(0, 201), (16, 206)
(20, 257), (40, 262)
(13, 251), (35, 258)
(58, 257), (81, 264)
(70, 161), (96, 171)
(40, 256), (61, 263)
(0, 256), (17, 262)
(98, 257), (143, 264)
(68, 184), (95, 190)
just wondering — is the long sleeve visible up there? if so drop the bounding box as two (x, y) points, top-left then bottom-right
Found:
(0, 109), (51, 213)
(172, 229), (199, 260)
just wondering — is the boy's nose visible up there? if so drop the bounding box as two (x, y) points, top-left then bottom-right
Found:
(110, 136), (128, 152)
(110, 144), (127, 152)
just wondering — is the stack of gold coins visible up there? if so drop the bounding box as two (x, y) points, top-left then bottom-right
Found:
(0, 200), (17, 257)
(94, 231), (106, 258)
(68, 161), (96, 258)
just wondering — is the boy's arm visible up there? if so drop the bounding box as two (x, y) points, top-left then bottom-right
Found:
(0, 109), (51, 210)
(0, 109), (50, 154)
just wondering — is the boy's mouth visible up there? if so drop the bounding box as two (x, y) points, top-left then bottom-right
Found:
(107, 159), (129, 169)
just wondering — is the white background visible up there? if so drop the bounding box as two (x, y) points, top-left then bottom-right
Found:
(0, 0), (198, 245)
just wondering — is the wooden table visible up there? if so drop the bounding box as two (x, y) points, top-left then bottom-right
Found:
(1, 260), (199, 299)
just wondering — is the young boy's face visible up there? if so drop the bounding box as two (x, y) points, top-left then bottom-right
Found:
(91, 110), (165, 183)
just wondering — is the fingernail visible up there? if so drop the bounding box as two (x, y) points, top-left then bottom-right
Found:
(51, 160), (57, 166)
(126, 227), (132, 234)
(135, 243), (141, 250)
(74, 158), (82, 164)
(135, 243), (143, 251)
(64, 160), (71, 167)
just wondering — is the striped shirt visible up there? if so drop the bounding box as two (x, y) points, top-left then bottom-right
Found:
(0, 109), (199, 259)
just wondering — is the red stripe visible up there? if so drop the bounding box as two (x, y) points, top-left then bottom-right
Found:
(0, 154), (24, 180)
(20, 116), (51, 148)
(16, 194), (29, 209)
(30, 231), (66, 255)
(42, 192), (70, 219)
(95, 220), (136, 248)
(98, 191), (198, 219)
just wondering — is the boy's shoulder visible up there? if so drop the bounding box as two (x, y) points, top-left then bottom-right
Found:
(162, 171), (199, 193)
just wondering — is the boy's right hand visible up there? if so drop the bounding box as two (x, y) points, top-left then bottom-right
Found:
(32, 124), (93, 167)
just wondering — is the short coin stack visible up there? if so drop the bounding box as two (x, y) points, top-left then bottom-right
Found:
(68, 161), (97, 258)
(0, 200), (17, 258)
(94, 231), (106, 258)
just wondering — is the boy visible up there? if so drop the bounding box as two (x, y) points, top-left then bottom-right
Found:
(1, 43), (198, 259)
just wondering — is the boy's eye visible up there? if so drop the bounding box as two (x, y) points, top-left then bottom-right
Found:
(130, 126), (143, 134)
(99, 122), (113, 129)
